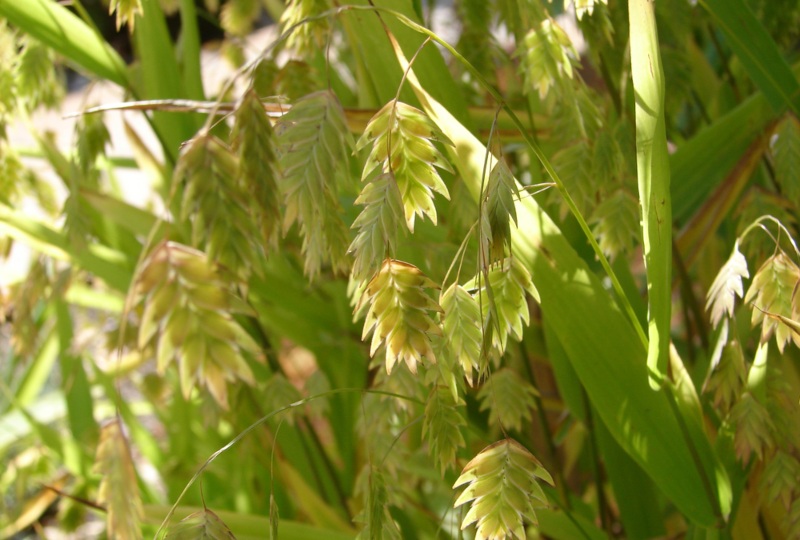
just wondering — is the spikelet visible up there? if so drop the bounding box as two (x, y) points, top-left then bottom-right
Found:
(440, 284), (483, 384)
(466, 257), (538, 356)
(730, 392), (775, 465)
(349, 173), (405, 282)
(703, 320), (746, 412)
(480, 160), (519, 265)
(706, 241), (750, 329)
(220, 0), (260, 36)
(589, 188), (640, 261)
(453, 439), (553, 540)
(761, 451), (800, 510)
(8, 257), (49, 357)
(572, 0), (608, 19)
(94, 420), (143, 540)
(15, 34), (64, 110)
(174, 132), (261, 281)
(787, 497), (800, 540)
(356, 100), (452, 233)
(518, 19), (578, 99)
(165, 508), (236, 539)
(276, 91), (352, 279)
(358, 259), (442, 375)
(354, 469), (401, 540)
(0, 21), (17, 131)
(231, 90), (281, 250)
(136, 242), (259, 409)
(423, 386), (466, 474)
(280, 0), (331, 56)
(269, 493), (279, 540)
(478, 369), (539, 433)
(744, 251), (800, 353)
(456, 0), (495, 86)
(108, 0), (142, 30)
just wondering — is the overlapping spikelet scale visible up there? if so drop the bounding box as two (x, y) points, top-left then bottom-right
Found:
(136, 242), (260, 409)
(359, 259), (442, 374)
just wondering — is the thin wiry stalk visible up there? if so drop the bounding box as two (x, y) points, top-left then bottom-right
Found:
(155, 387), (423, 538)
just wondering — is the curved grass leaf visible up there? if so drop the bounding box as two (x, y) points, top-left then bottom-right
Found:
(0, 0), (129, 88)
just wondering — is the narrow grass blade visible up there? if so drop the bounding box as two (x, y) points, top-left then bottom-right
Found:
(132, 0), (199, 161)
(0, 206), (133, 291)
(0, 0), (130, 88)
(596, 421), (665, 539)
(629, 0), (672, 389)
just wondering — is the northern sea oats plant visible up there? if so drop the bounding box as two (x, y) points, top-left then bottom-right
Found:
(1, 0), (799, 539)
